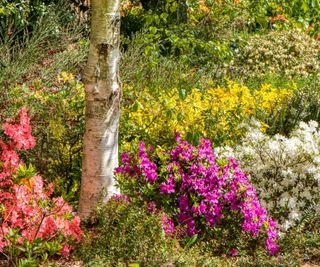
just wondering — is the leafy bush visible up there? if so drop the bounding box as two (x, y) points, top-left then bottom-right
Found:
(0, 0), (52, 46)
(120, 0), (248, 69)
(120, 35), (201, 91)
(80, 198), (172, 266)
(0, 0), (75, 47)
(116, 135), (279, 255)
(247, 0), (320, 35)
(217, 121), (320, 229)
(273, 207), (320, 266)
(121, 81), (293, 148)
(230, 30), (320, 79)
(0, 109), (83, 266)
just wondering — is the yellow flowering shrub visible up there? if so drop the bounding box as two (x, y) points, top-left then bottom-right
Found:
(120, 81), (293, 148)
(254, 84), (293, 111)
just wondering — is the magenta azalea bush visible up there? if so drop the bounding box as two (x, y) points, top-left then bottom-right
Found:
(116, 133), (279, 255)
(0, 109), (83, 264)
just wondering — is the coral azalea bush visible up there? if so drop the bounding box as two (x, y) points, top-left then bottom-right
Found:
(116, 134), (279, 255)
(0, 109), (82, 265)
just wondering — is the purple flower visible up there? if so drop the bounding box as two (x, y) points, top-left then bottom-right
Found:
(121, 152), (132, 163)
(198, 138), (215, 164)
(174, 131), (181, 142)
(159, 175), (175, 194)
(266, 238), (279, 255)
(177, 212), (191, 223)
(230, 248), (238, 256)
(162, 213), (175, 235)
(113, 194), (130, 203)
(137, 142), (158, 183)
(191, 178), (206, 191)
(266, 218), (279, 255)
(191, 201), (207, 215)
(178, 195), (189, 211)
(203, 191), (220, 205)
(185, 218), (199, 236)
(147, 201), (157, 212)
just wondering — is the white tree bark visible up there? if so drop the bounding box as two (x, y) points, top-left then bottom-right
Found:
(79, 0), (121, 219)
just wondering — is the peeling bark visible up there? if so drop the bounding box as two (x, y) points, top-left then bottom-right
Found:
(79, 0), (121, 219)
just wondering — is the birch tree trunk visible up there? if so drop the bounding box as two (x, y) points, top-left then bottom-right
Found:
(79, 0), (121, 219)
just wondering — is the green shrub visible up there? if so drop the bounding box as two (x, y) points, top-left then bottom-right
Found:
(120, 1), (250, 69)
(120, 34), (202, 91)
(247, 0), (320, 35)
(79, 199), (172, 267)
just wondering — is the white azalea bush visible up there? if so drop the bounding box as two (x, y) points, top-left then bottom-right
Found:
(216, 121), (320, 230)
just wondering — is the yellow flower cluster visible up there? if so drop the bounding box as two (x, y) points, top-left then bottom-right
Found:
(199, 0), (210, 14)
(121, 81), (293, 147)
(58, 71), (75, 83)
(254, 84), (293, 111)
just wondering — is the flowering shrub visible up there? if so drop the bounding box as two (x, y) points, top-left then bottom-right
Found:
(216, 121), (320, 229)
(230, 30), (320, 78)
(0, 109), (83, 265)
(1, 73), (85, 202)
(116, 134), (279, 255)
(121, 81), (292, 148)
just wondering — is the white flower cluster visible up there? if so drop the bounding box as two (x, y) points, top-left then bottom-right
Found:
(216, 121), (320, 230)
(230, 29), (320, 78)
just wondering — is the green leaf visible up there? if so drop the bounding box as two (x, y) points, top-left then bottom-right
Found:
(185, 234), (198, 248)
(178, 88), (187, 100)
(148, 26), (158, 35)
(160, 13), (169, 22)
(131, 102), (139, 112)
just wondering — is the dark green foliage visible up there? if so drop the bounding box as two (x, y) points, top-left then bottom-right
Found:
(0, 0), (75, 53)
(0, 0), (86, 85)
(79, 200), (172, 267)
(247, 0), (320, 34)
(267, 78), (320, 136)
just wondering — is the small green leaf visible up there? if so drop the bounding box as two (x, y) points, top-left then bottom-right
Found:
(179, 88), (187, 100)
(185, 234), (198, 248)
(131, 102), (139, 112)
